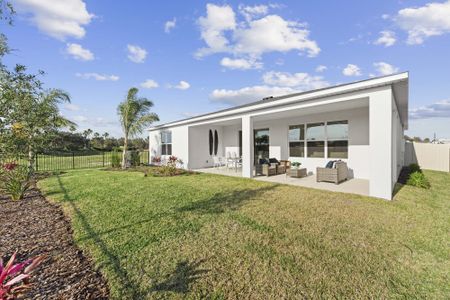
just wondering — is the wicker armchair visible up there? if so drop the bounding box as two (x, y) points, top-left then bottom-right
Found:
(316, 161), (348, 184)
(255, 163), (277, 176)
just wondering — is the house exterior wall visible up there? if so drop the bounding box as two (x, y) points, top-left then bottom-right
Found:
(252, 107), (370, 179)
(187, 125), (224, 169)
(149, 125), (189, 167)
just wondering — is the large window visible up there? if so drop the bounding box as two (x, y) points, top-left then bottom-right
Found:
(161, 131), (172, 155)
(327, 120), (348, 158)
(307, 122), (325, 157)
(289, 124), (304, 157)
(254, 128), (269, 163)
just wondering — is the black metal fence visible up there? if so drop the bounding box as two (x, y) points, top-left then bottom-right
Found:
(0, 150), (149, 171)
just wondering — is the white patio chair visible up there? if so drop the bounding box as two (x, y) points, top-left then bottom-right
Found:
(213, 156), (222, 168)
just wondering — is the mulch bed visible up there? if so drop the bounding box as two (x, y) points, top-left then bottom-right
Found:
(0, 188), (109, 299)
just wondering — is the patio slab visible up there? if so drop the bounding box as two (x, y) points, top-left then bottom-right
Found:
(195, 167), (369, 197)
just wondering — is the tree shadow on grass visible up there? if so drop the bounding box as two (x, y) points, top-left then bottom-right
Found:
(177, 184), (279, 214)
(55, 175), (148, 299)
(150, 259), (209, 294)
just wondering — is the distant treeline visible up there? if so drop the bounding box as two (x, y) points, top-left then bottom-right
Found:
(48, 129), (148, 152)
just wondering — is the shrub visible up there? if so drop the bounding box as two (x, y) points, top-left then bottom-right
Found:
(291, 162), (301, 168)
(0, 251), (45, 299)
(151, 156), (161, 166)
(157, 156), (183, 176)
(130, 151), (140, 167)
(409, 163), (422, 173)
(407, 171), (430, 189)
(0, 163), (32, 200)
(111, 149), (121, 168)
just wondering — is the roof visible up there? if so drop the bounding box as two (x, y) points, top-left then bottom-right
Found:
(149, 72), (409, 130)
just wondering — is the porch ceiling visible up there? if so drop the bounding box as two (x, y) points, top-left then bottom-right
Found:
(252, 97), (369, 122)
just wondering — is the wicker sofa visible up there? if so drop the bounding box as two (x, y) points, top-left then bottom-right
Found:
(255, 158), (285, 176)
(316, 161), (348, 184)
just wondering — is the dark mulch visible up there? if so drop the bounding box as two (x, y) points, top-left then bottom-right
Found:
(0, 188), (109, 299)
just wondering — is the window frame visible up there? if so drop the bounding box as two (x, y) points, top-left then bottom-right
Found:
(306, 122), (326, 158)
(326, 120), (349, 159)
(288, 124), (305, 158)
(160, 130), (172, 156)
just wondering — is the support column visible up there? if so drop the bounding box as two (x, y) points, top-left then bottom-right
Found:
(369, 86), (393, 200)
(241, 115), (254, 178)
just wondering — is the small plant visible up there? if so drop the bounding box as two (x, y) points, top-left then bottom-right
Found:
(111, 149), (121, 168)
(409, 163), (422, 173)
(0, 163), (32, 201)
(1, 252), (45, 300)
(291, 162), (301, 168)
(151, 156), (161, 166)
(407, 171), (430, 189)
(157, 156), (183, 176)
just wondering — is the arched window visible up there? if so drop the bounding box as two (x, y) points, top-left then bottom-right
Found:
(214, 130), (219, 155)
(208, 129), (213, 155)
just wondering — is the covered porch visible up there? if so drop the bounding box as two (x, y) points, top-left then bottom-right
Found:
(195, 166), (369, 196)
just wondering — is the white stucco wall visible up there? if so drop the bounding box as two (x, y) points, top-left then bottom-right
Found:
(149, 125), (189, 167)
(252, 106), (370, 179)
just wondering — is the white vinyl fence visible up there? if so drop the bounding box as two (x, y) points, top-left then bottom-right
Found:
(405, 142), (450, 172)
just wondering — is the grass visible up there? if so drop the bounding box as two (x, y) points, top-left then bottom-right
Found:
(0, 151), (149, 171)
(38, 169), (450, 299)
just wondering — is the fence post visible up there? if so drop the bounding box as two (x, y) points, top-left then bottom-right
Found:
(72, 152), (75, 169)
(103, 151), (105, 167)
(35, 153), (38, 172)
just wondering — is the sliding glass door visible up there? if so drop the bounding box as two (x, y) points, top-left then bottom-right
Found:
(254, 128), (269, 164)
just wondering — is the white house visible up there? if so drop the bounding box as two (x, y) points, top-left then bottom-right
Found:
(149, 73), (409, 200)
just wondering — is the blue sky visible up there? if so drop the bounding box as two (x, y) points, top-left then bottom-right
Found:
(4, 0), (450, 138)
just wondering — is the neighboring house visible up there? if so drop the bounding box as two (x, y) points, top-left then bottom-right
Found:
(149, 73), (409, 200)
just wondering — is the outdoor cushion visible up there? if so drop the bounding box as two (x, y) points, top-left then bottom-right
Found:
(325, 160), (335, 168)
(259, 158), (269, 165)
(268, 158), (279, 164)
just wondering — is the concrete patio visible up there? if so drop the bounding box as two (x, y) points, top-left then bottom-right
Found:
(195, 167), (370, 197)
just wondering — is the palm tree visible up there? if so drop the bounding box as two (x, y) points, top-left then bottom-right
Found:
(118, 87), (159, 169)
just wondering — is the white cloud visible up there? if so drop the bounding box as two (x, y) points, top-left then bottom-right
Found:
(211, 70), (330, 106)
(196, 4), (320, 64)
(196, 4), (236, 57)
(15, 0), (94, 40)
(410, 100), (450, 119)
(233, 15), (320, 57)
(238, 4), (269, 21)
(395, 0), (450, 45)
(164, 18), (176, 33)
(262, 71), (329, 89)
(373, 62), (399, 76)
(210, 85), (298, 106)
(220, 57), (262, 70)
(170, 80), (190, 90)
(315, 65), (327, 72)
(374, 30), (396, 47)
(342, 64), (362, 76)
(66, 43), (94, 61)
(127, 44), (147, 63)
(64, 103), (80, 111)
(140, 79), (159, 89)
(76, 72), (119, 81)
(72, 115), (88, 122)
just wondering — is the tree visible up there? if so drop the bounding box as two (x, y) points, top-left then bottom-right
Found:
(0, 65), (75, 170)
(117, 87), (159, 168)
(82, 128), (93, 148)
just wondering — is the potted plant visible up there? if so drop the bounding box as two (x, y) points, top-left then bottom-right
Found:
(291, 162), (301, 169)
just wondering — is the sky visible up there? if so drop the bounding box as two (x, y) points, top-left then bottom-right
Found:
(3, 0), (450, 139)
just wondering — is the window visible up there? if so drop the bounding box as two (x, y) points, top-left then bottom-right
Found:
(327, 120), (348, 158)
(254, 129), (269, 164)
(161, 131), (172, 155)
(307, 122), (325, 157)
(289, 124), (305, 157)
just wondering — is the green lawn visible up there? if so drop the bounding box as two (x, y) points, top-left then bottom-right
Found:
(38, 169), (450, 299)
